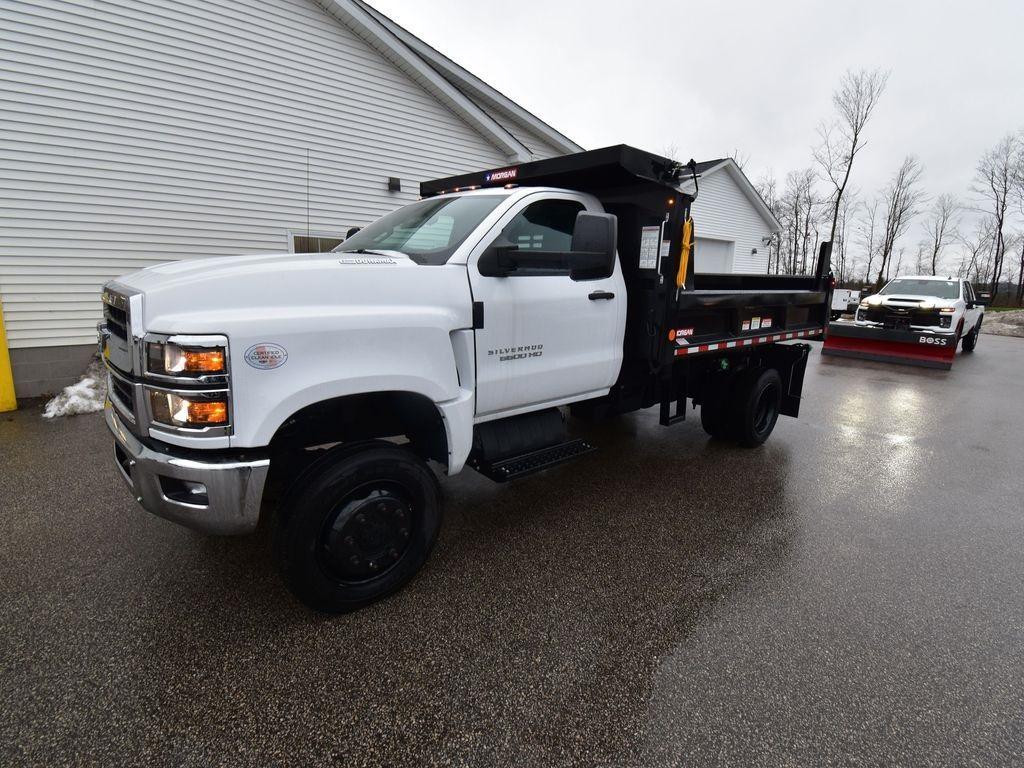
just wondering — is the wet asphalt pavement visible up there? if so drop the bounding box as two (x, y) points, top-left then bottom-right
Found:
(2, 336), (1024, 767)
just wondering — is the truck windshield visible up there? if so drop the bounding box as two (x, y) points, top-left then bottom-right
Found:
(333, 195), (506, 265)
(880, 278), (960, 299)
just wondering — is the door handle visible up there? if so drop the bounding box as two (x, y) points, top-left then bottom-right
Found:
(588, 290), (615, 301)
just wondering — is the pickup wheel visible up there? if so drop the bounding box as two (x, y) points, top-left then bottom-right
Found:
(961, 320), (981, 352)
(730, 367), (782, 448)
(700, 372), (735, 439)
(274, 442), (441, 613)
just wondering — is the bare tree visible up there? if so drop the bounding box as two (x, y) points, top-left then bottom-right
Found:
(875, 156), (926, 288)
(755, 172), (782, 273)
(1013, 135), (1024, 303)
(892, 247), (905, 279)
(833, 191), (858, 284)
(814, 68), (889, 248)
(923, 193), (960, 276)
(958, 219), (994, 283)
(973, 134), (1019, 299)
(1005, 232), (1024, 305)
(729, 149), (750, 172)
(857, 197), (882, 285)
(778, 169), (818, 274)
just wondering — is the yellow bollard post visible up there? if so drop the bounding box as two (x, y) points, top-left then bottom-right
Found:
(0, 297), (17, 412)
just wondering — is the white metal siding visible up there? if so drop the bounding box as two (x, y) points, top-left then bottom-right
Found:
(0, 0), (520, 348)
(690, 167), (773, 274)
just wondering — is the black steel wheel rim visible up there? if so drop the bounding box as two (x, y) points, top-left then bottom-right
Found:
(753, 384), (779, 435)
(318, 481), (416, 584)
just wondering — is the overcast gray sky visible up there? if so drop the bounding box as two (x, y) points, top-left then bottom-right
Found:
(371, 0), (1024, 249)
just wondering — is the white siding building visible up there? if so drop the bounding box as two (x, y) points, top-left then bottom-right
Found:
(0, 0), (580, 396)
(687, 158), (780, 275)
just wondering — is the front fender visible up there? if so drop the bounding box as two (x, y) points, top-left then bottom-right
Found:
(230, 326), (476, 473)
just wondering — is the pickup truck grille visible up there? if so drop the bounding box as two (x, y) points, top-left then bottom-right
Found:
(861, 307), (942, 327)
(109, 372), (134, 413)
(103, 302), (129, 340)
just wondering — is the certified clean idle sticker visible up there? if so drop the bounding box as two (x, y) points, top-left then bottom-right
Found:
(244, 343), (288, 369)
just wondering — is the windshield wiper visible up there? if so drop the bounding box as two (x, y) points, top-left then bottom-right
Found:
(335, 248), (405, 257)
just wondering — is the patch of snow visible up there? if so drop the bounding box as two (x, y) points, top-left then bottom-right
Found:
(981, 310), (1024, 338)
(42, 357), (108, 419)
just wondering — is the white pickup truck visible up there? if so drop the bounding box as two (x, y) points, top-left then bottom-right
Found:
(99, 146), (831, 612)
(854, 276), (986, 351)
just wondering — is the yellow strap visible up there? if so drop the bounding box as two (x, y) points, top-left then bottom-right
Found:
(676, 217), (694, 289)
(0, 298), (17, 412)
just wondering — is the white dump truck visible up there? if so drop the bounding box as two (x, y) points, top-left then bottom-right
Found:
(99, 146), (831, 612)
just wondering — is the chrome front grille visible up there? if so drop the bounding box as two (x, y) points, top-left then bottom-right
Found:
(102, 289), (130, 340)
(106, 364), (139, 427)
(109, 373), (134, 413)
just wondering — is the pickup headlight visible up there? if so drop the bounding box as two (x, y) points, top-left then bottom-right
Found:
(147, 342), (226, 376)
(939, 307), (957, 314)
(148, 390), (229, 427)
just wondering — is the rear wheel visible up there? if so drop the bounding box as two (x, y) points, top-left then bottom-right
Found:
(962, 320), (981, 352)
(730, 368), (782, 448)
(275, 442), (441, 613)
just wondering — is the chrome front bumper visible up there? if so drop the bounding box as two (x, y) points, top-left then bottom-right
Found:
(105, 404), (270, 535)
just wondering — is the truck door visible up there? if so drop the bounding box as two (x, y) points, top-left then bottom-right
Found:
(467, 193), (626, 418)
(963, 281), (982, 330)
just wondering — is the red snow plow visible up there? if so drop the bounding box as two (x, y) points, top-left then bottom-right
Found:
(821, 322), (958, 370)
(821, 276), (987, 370)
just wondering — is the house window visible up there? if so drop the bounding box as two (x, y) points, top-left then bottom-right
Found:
(291, 233), (347, 253)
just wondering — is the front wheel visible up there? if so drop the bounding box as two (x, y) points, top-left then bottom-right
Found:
(730, 368), (782, 448)
(275, 442), (441, 613)
(961, 320), (981, 352)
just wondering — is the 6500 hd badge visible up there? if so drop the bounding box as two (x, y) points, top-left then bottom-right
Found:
(488, 344), (543, 362)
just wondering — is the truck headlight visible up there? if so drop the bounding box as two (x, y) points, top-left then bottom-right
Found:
(939, 307), (956, 314)
(859, 300), (870, 309)
(148, 390), (229, 427)
(147, 342), (226, 376)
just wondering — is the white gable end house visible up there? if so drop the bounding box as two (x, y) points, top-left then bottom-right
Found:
(686, 159), (781, 275)
(0, 0), (776, 398)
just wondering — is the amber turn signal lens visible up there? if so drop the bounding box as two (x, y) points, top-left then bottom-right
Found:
(179, 349), (225, 373)
(185, 400), (228, 425)
(147, 342), (227, 376)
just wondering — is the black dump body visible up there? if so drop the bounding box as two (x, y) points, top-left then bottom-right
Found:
(424, 145), (831, 421)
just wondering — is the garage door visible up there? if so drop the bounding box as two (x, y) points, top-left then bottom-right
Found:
(695, 238), (735, 273)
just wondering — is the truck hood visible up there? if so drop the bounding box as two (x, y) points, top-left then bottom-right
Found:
(111, 251), (473, 335)
(863, 293), (955, 308)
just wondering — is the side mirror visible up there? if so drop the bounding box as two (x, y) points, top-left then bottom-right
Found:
(568, 212), (617, 281)
(477, 245), (519, 277)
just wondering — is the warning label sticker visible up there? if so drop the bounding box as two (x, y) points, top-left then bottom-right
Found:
(639, 226), (660, 270)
